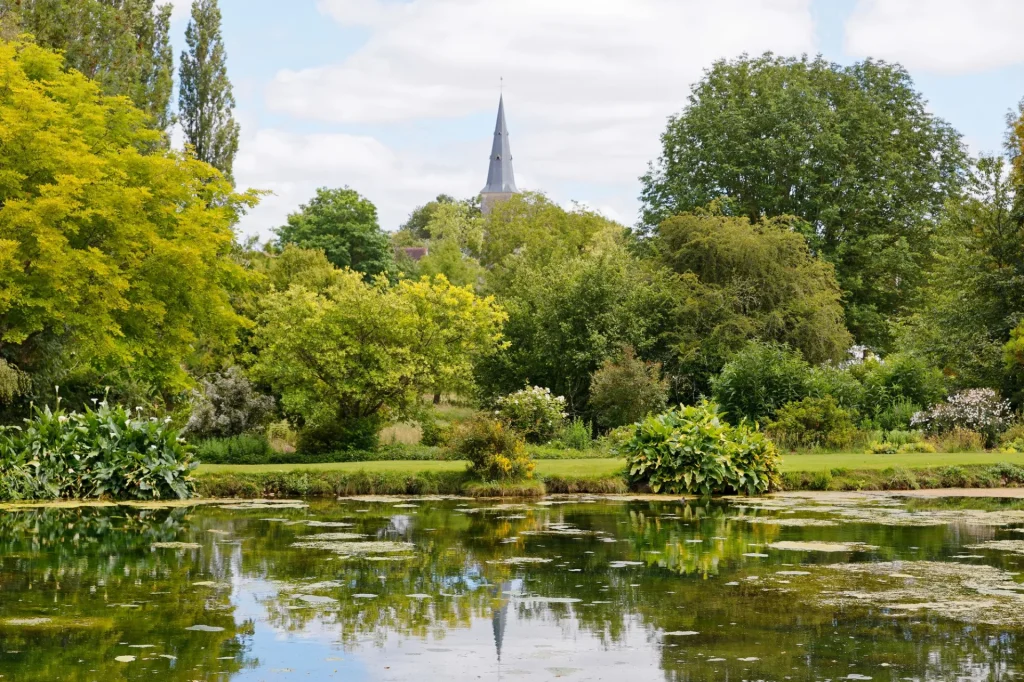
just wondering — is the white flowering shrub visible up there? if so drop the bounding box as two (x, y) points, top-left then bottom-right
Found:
(495, 386), (567, 444)
(911, 389), (1012, 446)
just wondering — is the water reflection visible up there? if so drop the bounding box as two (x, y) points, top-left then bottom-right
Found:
(0, 495), (1022, 680)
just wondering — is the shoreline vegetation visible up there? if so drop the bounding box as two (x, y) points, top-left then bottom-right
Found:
(193, 453), (1024, 499)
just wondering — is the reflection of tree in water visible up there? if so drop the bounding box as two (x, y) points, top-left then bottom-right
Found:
(0, 505), (252, 681)
(2, 499), (1023, 681)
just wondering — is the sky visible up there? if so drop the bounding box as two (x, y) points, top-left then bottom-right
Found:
(164, 0), (1024, 240)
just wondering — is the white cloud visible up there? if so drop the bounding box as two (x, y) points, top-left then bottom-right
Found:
(233, 129), (481, 240)
(163, 0), (191, 23)
(238, 0), (817, 235)
(845, 0), (1024, 75)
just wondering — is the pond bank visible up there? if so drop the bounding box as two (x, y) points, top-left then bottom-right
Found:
(193, 461), (1024, 498)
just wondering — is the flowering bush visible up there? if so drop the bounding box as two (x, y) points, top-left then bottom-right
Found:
(495, 386), (567, 444)
(911, 389), (1012, 446)
(451, 417), (534, 481)
(621, 401), (781, 496)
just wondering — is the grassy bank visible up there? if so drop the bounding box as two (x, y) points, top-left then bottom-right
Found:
(197, 451), (1024, 476)
(192, 452), (1024, 498)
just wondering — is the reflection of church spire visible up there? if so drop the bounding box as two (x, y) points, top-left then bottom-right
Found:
(492, 581), (511, 662)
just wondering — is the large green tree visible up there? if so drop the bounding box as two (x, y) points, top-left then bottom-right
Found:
(640, 54), (968, 347)
(476, 243), (678, 413)
(0, 39), (259, 407)
(276, 187), (396, 280)
(654, 211), (852, 379)
(179, 0), (239, 180)
(2, 0), (174, 135)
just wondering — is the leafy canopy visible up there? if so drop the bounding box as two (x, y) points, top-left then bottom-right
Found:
(641, 53), (967, 347)
(251, 271), (506, 434)
(276, 187), (396, 280)
(5, 0), (175, 135)
(0, 40), (259, 402)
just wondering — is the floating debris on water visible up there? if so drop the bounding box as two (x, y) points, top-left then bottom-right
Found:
(151, 542), (201, 550)
(768, 541), (878, 553)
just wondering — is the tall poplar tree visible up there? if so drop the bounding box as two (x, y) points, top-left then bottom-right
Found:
(1, 0), (175, 136)
(179, 0), (239, 182)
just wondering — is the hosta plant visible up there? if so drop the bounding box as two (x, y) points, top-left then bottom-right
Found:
(0, 399), (197, 501)
(620, 401), (781, 496)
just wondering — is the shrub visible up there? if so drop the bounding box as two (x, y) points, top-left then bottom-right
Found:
(767, 396), (856, 451)
(184, 367), (276, 439)
(882, 430), (924, 446)
(897, 441), (936, 454)
(0, 400), (196, 501)
(451, 418), (535, 481)
(420, 417), (453, 447)
(883, 467), (919, 490)
(989, 462), (1024, 485)
(553, 418), (593, 451)
(807, 365), (865, 410)
(854, 353), (946, 417)
(495, 386), (567, 444)
(912, 389), (1012, 446)
(869, 441), (898, 454)
(588, 346), (669, 429)
(297, 417), (380, 454)
(712, 342), (812, 424)
(934, 428), (986, 453)
(621, 401), (781, 496)
(874, 398), (922, 431)
(195, 434), (274, 465)
(939, 465), (969, 487)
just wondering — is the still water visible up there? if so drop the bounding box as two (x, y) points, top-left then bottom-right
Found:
(1, 494), (1024, 681)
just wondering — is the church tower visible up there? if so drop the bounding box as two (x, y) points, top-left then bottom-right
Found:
(480, 95), (518, 215)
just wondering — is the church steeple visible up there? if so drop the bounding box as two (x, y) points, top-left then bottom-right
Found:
(480, 95), (518, 214)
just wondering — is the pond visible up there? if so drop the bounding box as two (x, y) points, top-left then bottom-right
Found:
(1, 494), (1024, 681)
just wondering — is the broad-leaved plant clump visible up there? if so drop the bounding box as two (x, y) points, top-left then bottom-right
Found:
(0, 399), (197, 501)
(912, 389), (1013, 446)
(451, 417), (535, 482)
(495, 386), (567, 444)
(621, 401), (781, 496)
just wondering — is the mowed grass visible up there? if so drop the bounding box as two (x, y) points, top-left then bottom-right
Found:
(196, 451), (1024, 477)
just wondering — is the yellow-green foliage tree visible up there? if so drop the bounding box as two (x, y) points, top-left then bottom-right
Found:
(0, 40), (260, 405)
(251, 272), (506, 450)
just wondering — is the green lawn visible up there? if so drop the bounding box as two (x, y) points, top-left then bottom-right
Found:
(196, 451), (1024, 478)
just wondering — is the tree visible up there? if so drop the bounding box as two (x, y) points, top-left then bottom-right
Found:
(479, 192), (625, 289)
(653, 211), (852, 398)
(179, 0), (239, 180)
(276, 187), (396, 280)
(475, 244), (677, 413)
(5, 0), (175, 135)
(251, 272), (505, 449)
(0, 40), (260, 407)
(640, 54), (967, 347)
(900, 155), (1024, 396)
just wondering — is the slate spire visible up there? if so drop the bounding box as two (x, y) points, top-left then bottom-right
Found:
(481, 96), (518, 210)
